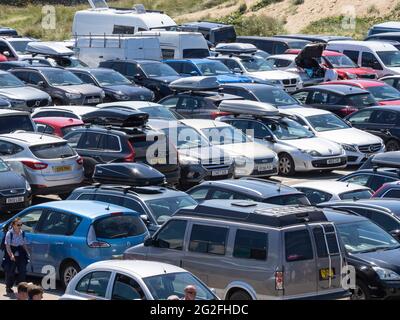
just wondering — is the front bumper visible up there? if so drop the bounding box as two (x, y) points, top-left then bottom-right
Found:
(0, 193), (31, 214)
(180, 163), (234, 187)
(235, 159), (279, 177)
(368, 280), (400, 300)
(293, 153), (348, 172)
(345, 147), (385, 166)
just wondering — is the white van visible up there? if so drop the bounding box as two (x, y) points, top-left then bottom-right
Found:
(327, 40), (400, 78)
(74, 36), (162, 67)
(72, 1), (177, 37)
(134, 31), (210, 59)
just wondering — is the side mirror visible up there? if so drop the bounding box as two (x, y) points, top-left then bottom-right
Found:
(2, 51), (9, 57)
(144, 237), (154, 247)
(37, 81), (46, 88)
(233, 67), (242, 74)
(140, 214), (150, 225)
(264, 135), (275, 143)
(134, 74), (143, 80)
(190, 71), (199, 76)
(390, 229), (400, 241)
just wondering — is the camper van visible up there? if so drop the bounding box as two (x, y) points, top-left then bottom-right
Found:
(74, 36), (162, 67)
(72, 0), (177, 37)
(134, 31), (210, 59)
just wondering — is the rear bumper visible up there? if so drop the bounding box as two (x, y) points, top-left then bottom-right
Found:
(31, 183), (83, 196)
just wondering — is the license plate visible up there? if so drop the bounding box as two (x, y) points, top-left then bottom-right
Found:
(319, 268), (336, 280)
(6, 196), (25, 204)
(257, 163), (273, 171)
(286, 87), (296, 92)
(87, 98), (100, 104)
(211, 169), (229, 176)
(53, 165), (72, 173)
(149, 158), (167, 165)
(327, 158), (341, 165)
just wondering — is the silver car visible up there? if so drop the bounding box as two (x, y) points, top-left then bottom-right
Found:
(0, 132), (84, 196)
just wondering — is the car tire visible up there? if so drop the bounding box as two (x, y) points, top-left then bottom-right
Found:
(279, 153), (295, 176)
(350, 280), (371, 300)
(60, 261), (81, 288)
(229, 290), (252, 300)
(385, 139), (400, 152)
(53, 98), (63, 106)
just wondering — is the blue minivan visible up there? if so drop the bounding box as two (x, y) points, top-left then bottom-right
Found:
(0, 200), (149, 287)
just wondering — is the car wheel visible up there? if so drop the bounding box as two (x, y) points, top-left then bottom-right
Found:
(385, 139), (400, 152)
(61, 261), (81, 288)
(279, 153), (295, 176)
(350, 280), (371, 300)
(229, 290), (252, 300)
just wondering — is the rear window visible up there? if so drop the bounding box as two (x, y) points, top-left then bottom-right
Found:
(94, 214), (147, 239)
(339, 189), (373, 200)
(30, 142), (76, 159)
(285, 229), (314, 262)
(182, 49), (210, 59)
(0, 115), (34, 134)
(266, 194), (311, 206)
(61, 125), (84, 137)
(346, 93), (376, 107)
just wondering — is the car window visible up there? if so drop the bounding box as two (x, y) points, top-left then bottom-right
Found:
(189, 224), (228, 255)
(285, 229), (314, 262)
(187, 187), (209, 201)
(76, 193), (94, 200)
(161, 49), (175, 60)
(182, 63), (199, 75)
(249, 121), (272, 139)
(292, 91), (309, 104)
(111, 273), (146, 300)
(105, 135), (120, 151)
(266, 194), (311, 206)
(343, 50), (359, 63)
(382, 189), (400, 198)
(309, 91), (328, 104)
(341, 174), (371, 187)
(326, 93), (342, 105)
(347, 109), (374, 124)
(74, 73), (96, 85)
(29, 72), (45, 85)
(224, 59), (242, 71)
(313, 227), (328, 258)
(75, 271), (111, 298)
(274, 42), (288, 54)
(209, 189), (235, 199)
(94, 214), (147, 239)
(182, 49), (209, 59)
(296, 188), (332, 205)
(271, 58), (292, 68)
(19, 209), (45, 233)
(37, 210), (81, 235)
(361, 52), (382, 70)
(370, 110), (399, 125)
(122, 198), (146, 215)
(126, 63), (140, 77)
(30, 142), (76, 159)
(36, 124), (55, 135)
(370, 175), (398, 191)
(339, 189), (373, 200)
(153, 220), (187, 250)
(365, 210), (400, 232)
(233, 229), (268, 260)
(66, 131), (84, 148)
(0, 140), (23, 156)
(78, 132), (104, 150)
(160, 97), (179, 108)
(0, 115), (35, 134)
(178, 97), (205, 110)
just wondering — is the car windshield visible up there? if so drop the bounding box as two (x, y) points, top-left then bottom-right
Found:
(143, 272), (215, 300)
(29, 142), (76, 159)
(266, 194), (311, 205)
(323, 55), (358, 68)
(252, 87), (299, 106)
(91, 70), (132, 86)
(42, 69), (83, 86)
(0, 73), (25, 88)
(0, 160), (9, 172)
(265, 118), (314, 140)
(336, 220), (400, 254)
(306, 113), (350, 132)
(377, 51), (400, 67)
(196, 60), (233, 76)
(140, 106), (177, 120)
(61, 125), (84, 137)
(347, 93), (377, 107)
(145, 196), (197, 225)
(141, 63), (178, 77)
(240, 56), (274, 72)
(367, 85), (400, 101)
(201, 126), (250, 145)
(162, 126), (210, 150)
(339, 189), (373, 200)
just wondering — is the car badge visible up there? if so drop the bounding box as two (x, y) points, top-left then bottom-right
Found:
(10, 189), (17, 194)
(34, 100), (41, 107)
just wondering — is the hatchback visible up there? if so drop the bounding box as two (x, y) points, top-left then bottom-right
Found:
(34, 117), (84, 138)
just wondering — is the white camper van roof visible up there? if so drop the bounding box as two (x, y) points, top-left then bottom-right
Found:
(26, 42), (74, 57)
(215, 43), (258, 54)
(219, 100), (279, 117)
(169, 76), (219, 91)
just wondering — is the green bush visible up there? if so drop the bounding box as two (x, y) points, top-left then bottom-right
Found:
(251, 0), (283, 12)
(238, 3), (247, 14)
(292, 0), (304, 5)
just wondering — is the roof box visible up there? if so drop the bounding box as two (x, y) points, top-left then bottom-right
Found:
(215, 42), (257, 54)
(219, 100), (279, 117)
(169, 76), (220, 91)
(359, 151), (400, 170)
(82, 107), (149, 127)
(26, 42), (74, 57)
(93, 163), (166, 186)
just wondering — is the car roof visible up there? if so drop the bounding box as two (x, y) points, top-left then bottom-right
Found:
(372, 22), (400, 29)
(0, 131), (64, 145)
(12, 66), (63, 72)
(237, 36), (309, 43)
(33, 117), (84, 127)
(106, 59), (162, 65)
(86, 260), (185, 278)
(303, 84), (369, 95)
(183, 21), (231, 28)
(355, 105), (400, 112)
(293, 181), (371, 193)
(325, 80), (385, 88)
(267, 54), (297, 60)
(180, 119), (231, 129)
(323, 198), (400, 216)
(0, 109), (29, 116)
(347, 167), (400, 177)
(69, 67), (114, 73)
(33, 105), (99, 116)
(221, 83), (276, 90)
(98, 101), (163, 109)
(276, 34), (352, 42)
(282, 107), (330, 117)
(328, 40), (398, 50)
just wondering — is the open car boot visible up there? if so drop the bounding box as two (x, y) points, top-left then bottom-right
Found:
(295, 43), (327, 79)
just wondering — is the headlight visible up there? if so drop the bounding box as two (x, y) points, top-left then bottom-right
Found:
(65, 93), (82, 99)
(299, 149), (322, 157)
(7, 99), (26, 108)
(342, 144), (358, 153)
(372, 267), (400, 280)
(179, 155), (200, 165)
(113, 91), (129, 100)
(345, 72), (357, 79)
(25, 180), (31, 192)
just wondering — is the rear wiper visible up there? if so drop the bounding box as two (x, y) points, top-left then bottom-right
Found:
(60, 154), (72, 158)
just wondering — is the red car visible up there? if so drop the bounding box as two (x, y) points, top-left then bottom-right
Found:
(321, 79), (400, 105)
(286, 49), (378, 80)
(34, 117), (84, 137)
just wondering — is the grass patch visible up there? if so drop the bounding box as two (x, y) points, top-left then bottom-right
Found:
(251, 0), (283, 12)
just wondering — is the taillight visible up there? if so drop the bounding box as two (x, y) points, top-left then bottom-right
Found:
(124, 142), (135, 162)
(88, 240), (111, 248)
(275, 271), (284, 290)
(211, 111), (230, 120)
(22, 160), (48, 170)
(76, 157), (83, 165)
(339, 107), (357, 116)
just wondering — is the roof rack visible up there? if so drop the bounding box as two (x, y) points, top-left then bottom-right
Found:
(92, 183), (167, 195)
(169, 76), (220, 91)
(214, 43), (258, 54)
(219, 100), (279, 117)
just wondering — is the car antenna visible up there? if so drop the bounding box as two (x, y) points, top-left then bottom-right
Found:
(105, 203), (110, 211)
(277, 182), (281, 192)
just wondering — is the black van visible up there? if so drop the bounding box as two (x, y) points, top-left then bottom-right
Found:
(236, 36), (310, 54)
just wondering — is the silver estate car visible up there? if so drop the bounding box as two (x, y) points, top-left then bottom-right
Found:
(0, 132), (84, 196)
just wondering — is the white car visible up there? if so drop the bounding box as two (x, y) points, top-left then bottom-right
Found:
(281, 107), (385, 165)
(180, 119), (279, 178)
(293, 181), (373, 205)
(31, 105), (98, 120)
(60, 260), (218, 300)
(266, 54), (298, 71)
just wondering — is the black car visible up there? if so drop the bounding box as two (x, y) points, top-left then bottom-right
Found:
(236, 36), (310, 54)
(178, 21), (236, 46)
(0, 27), (18, 37)
(291, 85), (377, 118)
(70, 68), (155, 102)
(360, 151), (400, 170)
(220, 83), (301, 107)
(158, 91), (241, 119)
(345, 106), (400, 151)
(10, 67), (105, 106)
(99, 59), (182, 100)
(187, 177), (311, 205)
(0, 61), (47, 71)
(63, 107), (180, 185)
(338, 168), (400, 191)
(274, 34), (353, 43)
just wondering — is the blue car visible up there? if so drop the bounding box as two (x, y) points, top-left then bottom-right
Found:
(0, 200), (149, 287)
(163, 59), (253, 84)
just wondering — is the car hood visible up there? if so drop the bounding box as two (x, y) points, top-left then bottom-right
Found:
(316, 128), (383, 146)
(217, 142), (276, 159)
(0, 171), (27, 189)
(54, 84), (103, 95)
(279, 137), (343, 156)
(249, 70), (299, 81)
(0, 86), (49, 100)
(351, 247), (400, 273)
(103, 84), (153, 97)
(378, 100), (400, 105)
(150, 76), (181, 84)
(179, 146), (232, 164)
(295, 43), (326, 69)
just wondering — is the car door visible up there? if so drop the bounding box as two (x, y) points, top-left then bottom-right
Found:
(364, 110), (400, 143)
(346, 109), (375, 132)
(110, 272), (147, 300)
(175, 96), (199, 118)
(73, 270), (112, 300)
(361, 52), (384, 77)
(76, 131), (110, 163)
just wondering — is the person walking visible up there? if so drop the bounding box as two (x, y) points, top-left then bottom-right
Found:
(2, 218), (30, 295)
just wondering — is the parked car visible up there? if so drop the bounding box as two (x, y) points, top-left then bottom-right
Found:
(380, 75), (400, 92)
(0, 200), (149, 287)
(99, 59), (182, 101)
(322, 80), (400, 105)
(345, 106), (400, 151)
(180, 119), (279, 178)
(68, 184), (197, 233)
(70, 68), (154, 102)
(34, 117), (85, 138)
(10, 67), (105, 106)
(291, 85), (377, 118)
(365, 32), (400, 43)
(0, 27), (18, 37)
(60, 260), (218, 300)
(0, 60), (47, 71)
(274, 34), (353, 43)
(0, 37), (39, 60)
(31, 105), (98, 120)
(372, 181), (400, 199)
(22, 56), (89, 69)
(0, 132), (84, 196)
(124, 200), (348, 300)
(359, 151), (400, 170)
(187, 177), (310, 205)
(236, 36), (310, 54)
(179, 21), (236, 46)
(367, 22), (400, 36)
(337, 168), (400, 191)
(0, 109), (36, 134)
(293, 181), (373, 205)
(281, 107), (385, 165)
